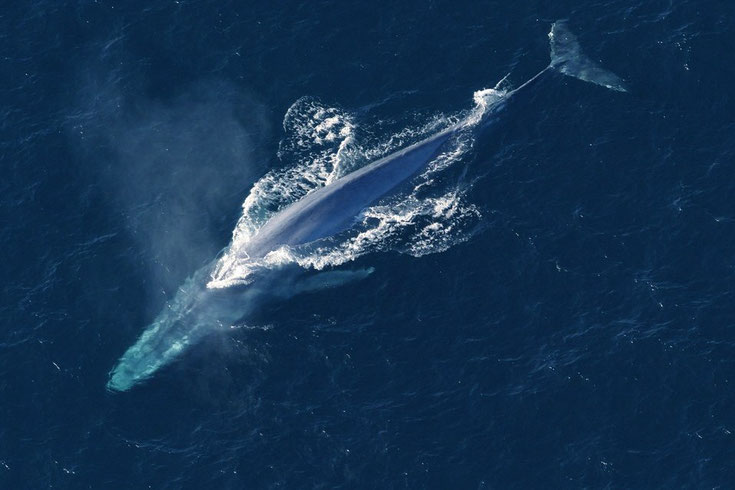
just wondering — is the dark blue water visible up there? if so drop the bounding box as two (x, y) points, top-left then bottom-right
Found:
(3, 1), (735, 487)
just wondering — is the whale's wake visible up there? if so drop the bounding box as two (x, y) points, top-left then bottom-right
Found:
(208, 88), (504, 288)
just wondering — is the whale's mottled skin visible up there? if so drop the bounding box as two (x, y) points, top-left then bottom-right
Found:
(245, 127), (456, 258)
(107, 21), (626, 391)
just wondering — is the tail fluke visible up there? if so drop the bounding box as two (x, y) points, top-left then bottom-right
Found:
(549, 21), (627, 92)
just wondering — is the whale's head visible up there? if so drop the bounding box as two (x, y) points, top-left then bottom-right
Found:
(106, 265), (249, 392)
(107, 260), (373, 392)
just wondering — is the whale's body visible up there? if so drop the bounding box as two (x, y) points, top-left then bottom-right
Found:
(245, 128), (456, 258)
(107, 22), (626, 391)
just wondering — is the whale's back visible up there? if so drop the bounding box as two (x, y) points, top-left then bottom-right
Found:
(245, 128), (454, 258)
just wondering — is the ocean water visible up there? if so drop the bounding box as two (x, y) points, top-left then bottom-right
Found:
(2, 0), (735, 488)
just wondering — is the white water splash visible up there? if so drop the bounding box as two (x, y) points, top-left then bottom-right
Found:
(208, 85), (506, 288)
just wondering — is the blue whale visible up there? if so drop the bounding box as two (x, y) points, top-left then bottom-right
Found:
(107, 21), (626, 391)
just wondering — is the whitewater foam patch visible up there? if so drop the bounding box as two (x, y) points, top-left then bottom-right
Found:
(208, 83), (505, 288)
